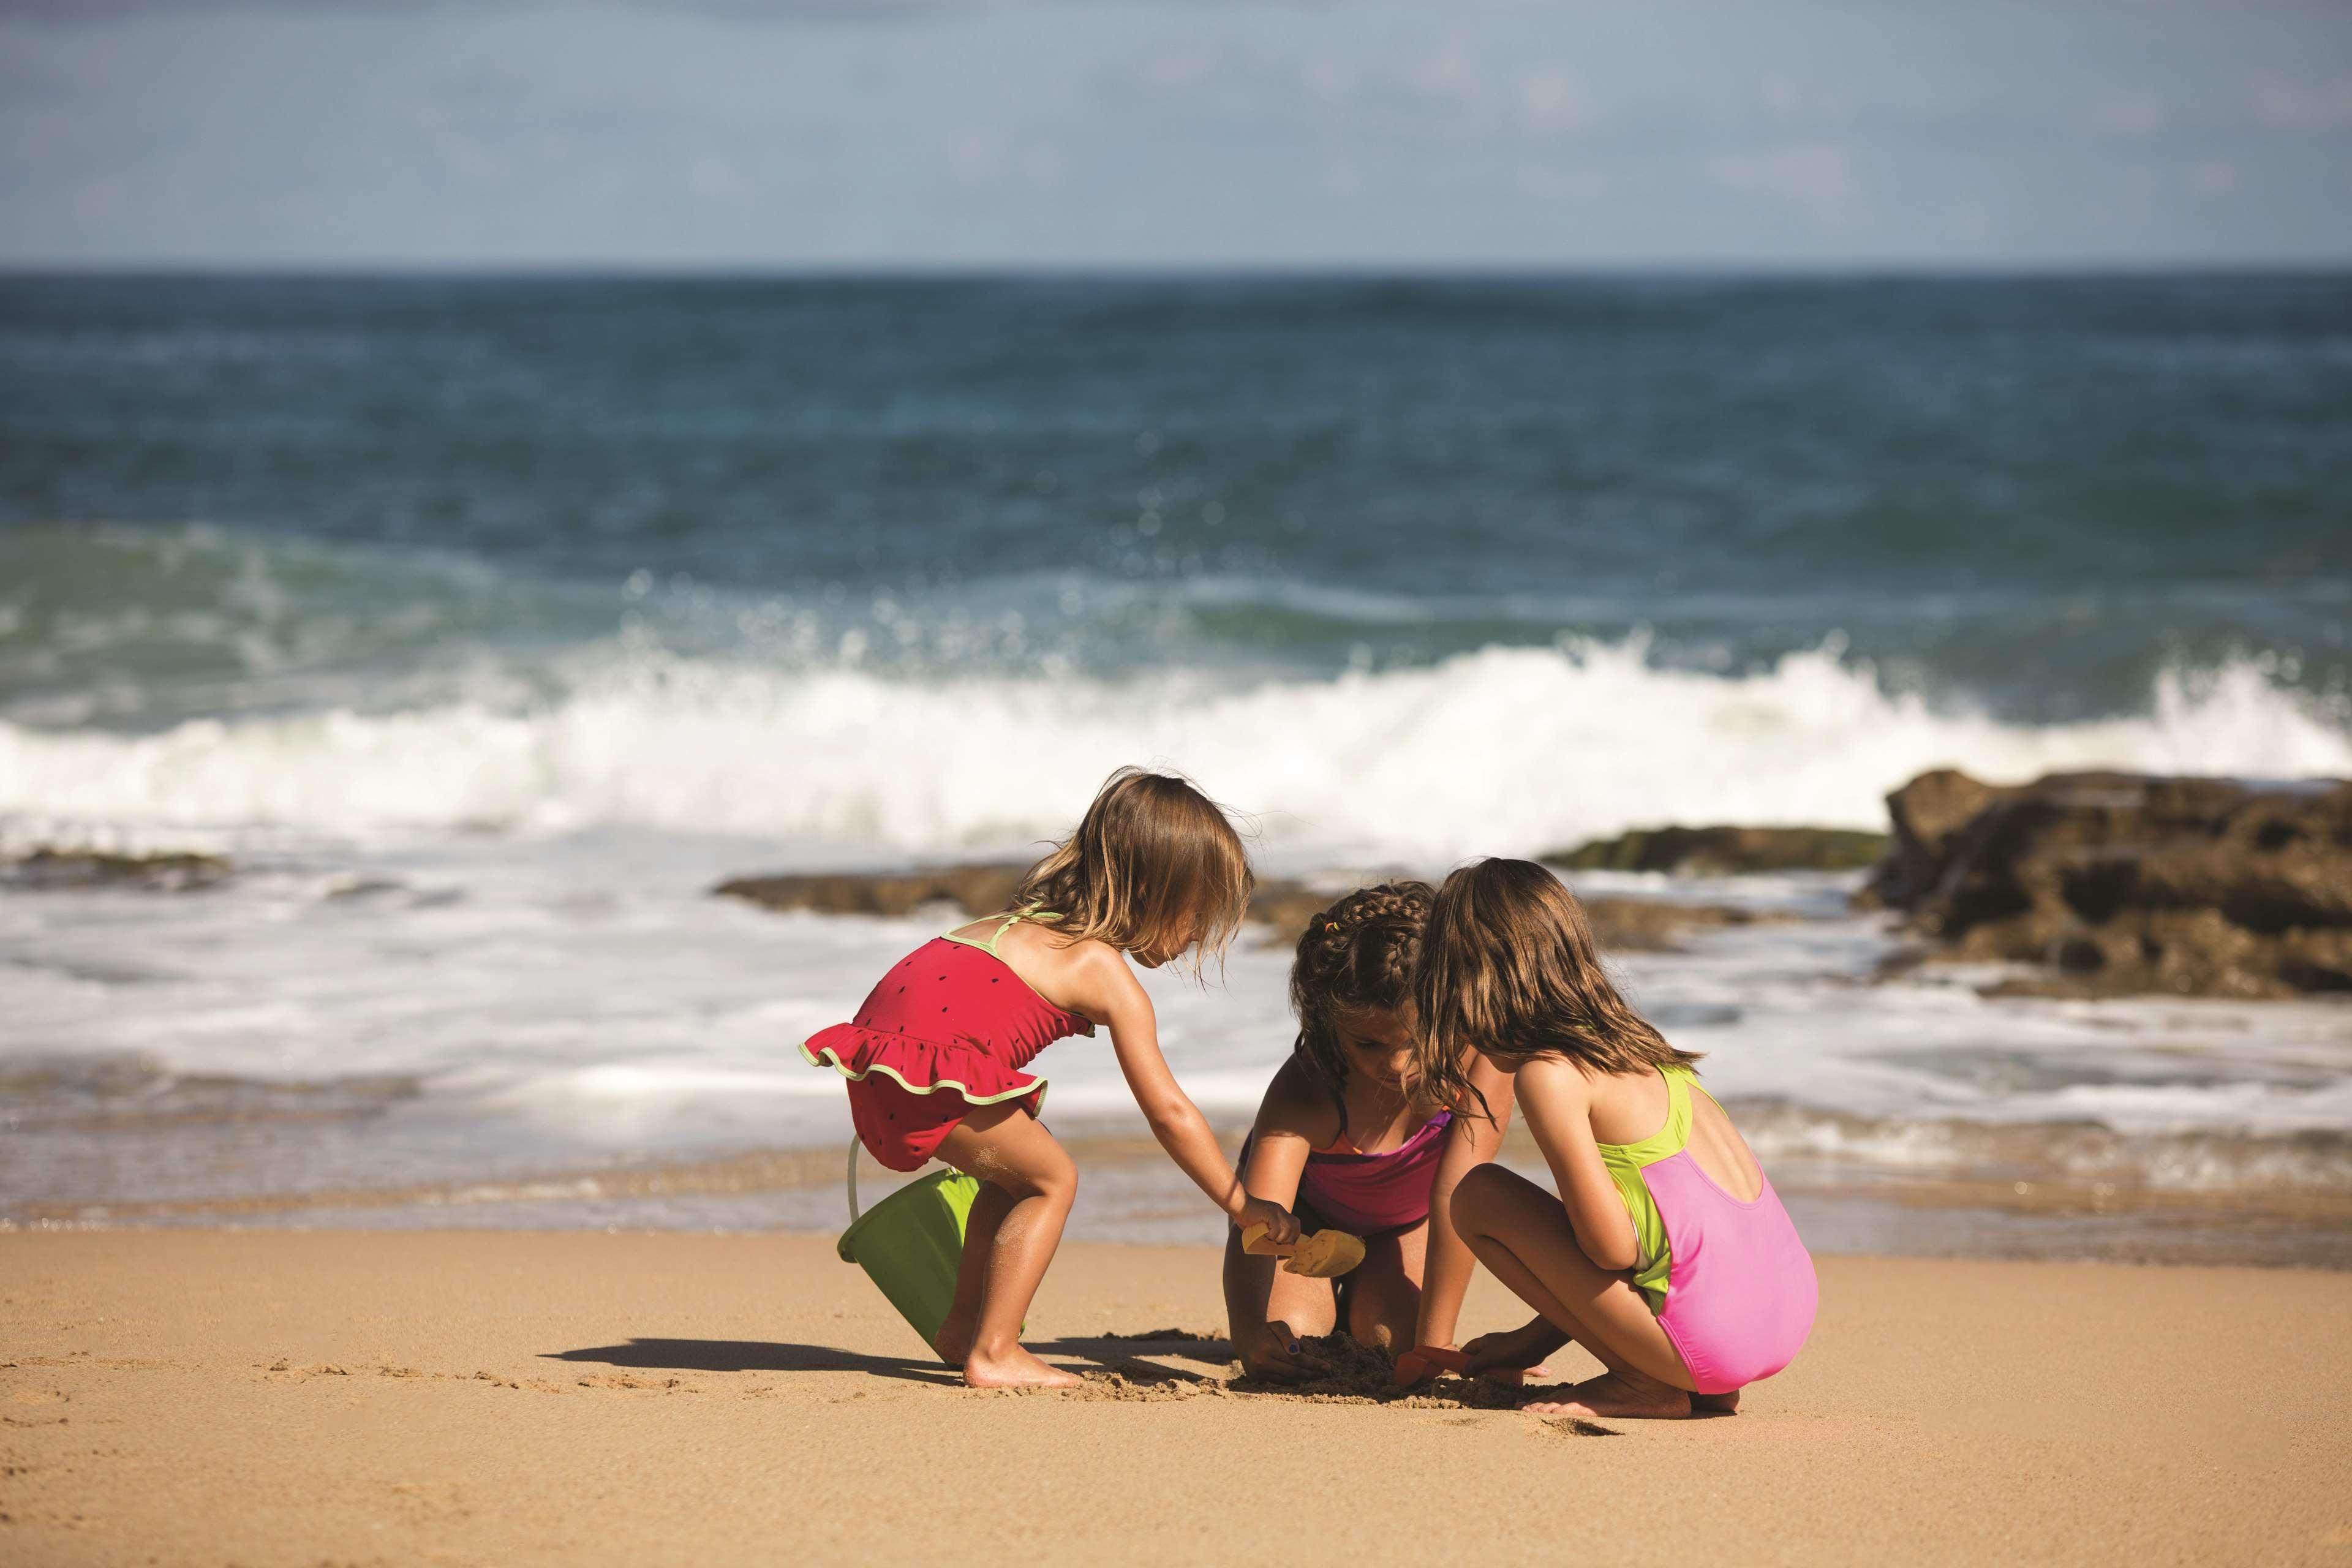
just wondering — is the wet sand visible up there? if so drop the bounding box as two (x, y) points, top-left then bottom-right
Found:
(3, 1230), (2349, 1565)
(17, 1119), (2351, 1273)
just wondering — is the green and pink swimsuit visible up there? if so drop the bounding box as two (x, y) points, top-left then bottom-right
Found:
(1601, 1066), (1818, 1395)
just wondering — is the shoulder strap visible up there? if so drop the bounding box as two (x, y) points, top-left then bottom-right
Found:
(981, 909), (1025, 955)
(979, 903), (1065, 955)
(1659, 1066), (1695, 1154)
(1310, 1124), (1362, 1158)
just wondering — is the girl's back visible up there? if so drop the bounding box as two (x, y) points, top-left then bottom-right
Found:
(1585, 1066), (1762, 1205)
(940, 910), (1173, 1017)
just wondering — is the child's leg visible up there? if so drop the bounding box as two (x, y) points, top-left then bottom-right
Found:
(1451, 1164), (1698, 1419)
(932, 1178), (1011, 1366)
(932, 1101), (1080, 1390)
(1220, 1225), (1336, 1381)
(1341, 1220), (1425, 1351)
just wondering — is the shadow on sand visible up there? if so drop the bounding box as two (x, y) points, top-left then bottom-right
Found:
(542, 1329), (1234, 1385)
(542, 1339), (957, 1384)
(1037, 1332), (1233, 1370)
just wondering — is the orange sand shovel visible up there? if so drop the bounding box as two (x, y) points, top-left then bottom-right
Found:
(1394, 1345), (1471, 1383)
(1240, 1222), (1366, 1278)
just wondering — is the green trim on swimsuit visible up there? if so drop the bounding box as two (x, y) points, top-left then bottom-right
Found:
(938, 904), (1062, 957)
(1593, 1065), (1699, 1316)
(797, 1038), (1050, 1110)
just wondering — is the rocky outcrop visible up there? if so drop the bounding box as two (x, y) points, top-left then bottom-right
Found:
(1581, 896), (1789, 951)
(1238, 882), (1334, 942)
(715, 865), (1765, 953)
(1544, 825), (1888, 875)
(714, 864), (1347, 946)
(1, 849), (232, 892)
(1864, 769), (2352, 998)
(714, 864), (1028, 922)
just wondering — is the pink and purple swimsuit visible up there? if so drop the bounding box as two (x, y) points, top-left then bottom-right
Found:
(1246, 1109), (1453, 1238)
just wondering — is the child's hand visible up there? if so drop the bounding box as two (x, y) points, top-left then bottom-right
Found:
(1236, 1196), (1302, 1248)
(1235, 1320), (1329, 1384)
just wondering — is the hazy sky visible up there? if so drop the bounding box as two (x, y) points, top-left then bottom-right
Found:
(4, 0), (2350, 268)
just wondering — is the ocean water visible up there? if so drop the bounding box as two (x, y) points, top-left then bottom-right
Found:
(3, 273), (2350, 1256)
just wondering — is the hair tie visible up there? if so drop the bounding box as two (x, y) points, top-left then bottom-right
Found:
(1324, 921), (1340, 932)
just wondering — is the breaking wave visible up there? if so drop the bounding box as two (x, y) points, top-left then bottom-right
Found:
(4, 636), (2346, 858)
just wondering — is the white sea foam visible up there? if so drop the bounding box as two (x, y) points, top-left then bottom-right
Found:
(7, 838), (2347, 1226)
(4, 639), (2345, 858)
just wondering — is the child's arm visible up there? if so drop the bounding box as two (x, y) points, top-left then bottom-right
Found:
(1065, 946), (1302, 1244)
(1234, 1060), (1329, 1214)
(1514, 1056), (1640, 1270)
(1224, 1063), (1335, 1382)
(1411, 1052), (1517, 1353)
(1456, 1060), (1629, 1380)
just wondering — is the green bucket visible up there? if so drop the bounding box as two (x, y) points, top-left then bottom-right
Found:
(836, 1139), (981, 1351)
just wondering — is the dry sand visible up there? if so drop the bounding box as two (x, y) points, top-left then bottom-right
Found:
(3, 1230), (2348, 1566)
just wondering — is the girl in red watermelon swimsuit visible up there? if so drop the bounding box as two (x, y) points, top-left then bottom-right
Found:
(802, 767), (1302, 1389)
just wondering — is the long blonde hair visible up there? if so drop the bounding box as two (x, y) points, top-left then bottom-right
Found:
(1411, 858), (1698, 1115)
(1013, 766), (1253, 971)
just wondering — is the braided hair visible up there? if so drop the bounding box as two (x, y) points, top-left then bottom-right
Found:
(1288, 881), (1436, 1108)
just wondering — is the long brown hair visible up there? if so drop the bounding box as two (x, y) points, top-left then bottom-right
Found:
(1289, 881), (1434, 1106)
(1013, 766), (1253, 971)
(1411, 857), (1698, 1115)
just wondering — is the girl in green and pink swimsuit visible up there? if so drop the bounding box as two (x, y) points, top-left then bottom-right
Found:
(1412, 858), (1818, 1419)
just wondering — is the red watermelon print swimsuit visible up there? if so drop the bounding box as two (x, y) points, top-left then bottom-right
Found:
(801, 908), (1095, 1172)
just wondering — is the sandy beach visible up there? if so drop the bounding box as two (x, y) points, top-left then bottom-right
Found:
(3, 1231), (2346, 1566)
(9, 6), (2352, 1559)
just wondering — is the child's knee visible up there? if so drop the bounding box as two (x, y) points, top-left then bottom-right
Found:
(1345, 1283), (1415, 1351)
(1012, 1145), (1078, 1207)
(1451, 1164), (1509, 1235)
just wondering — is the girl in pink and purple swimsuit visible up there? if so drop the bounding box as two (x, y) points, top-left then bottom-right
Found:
(1415, 858), (1818, 1419)
(1221, 883), (1517, 1383)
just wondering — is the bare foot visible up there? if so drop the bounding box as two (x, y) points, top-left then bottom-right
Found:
(962, 1345), (1080, 1390)
(932, 1314), (974, 1368)
(1521, 1371), (1693, 1420)
(1694, 1389), (1740, 1415)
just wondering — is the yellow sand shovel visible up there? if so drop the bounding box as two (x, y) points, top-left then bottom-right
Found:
(1240, 1221), (1366, 1278)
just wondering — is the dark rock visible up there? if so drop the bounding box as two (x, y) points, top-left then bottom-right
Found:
(1249, 883), (1773, 954)
(717, 863), (1769, 956)
(1544, 824), (1889, 875)
(1577, 896), (1782, 952)
(1245, 883), (1339, 944)
(715, 863), (1337, 941)
(1855, 768), (2015, 910)
(1865, 769), (2352, 998)
(2, 848), (233, 892)
(714, 864), (1028, 922)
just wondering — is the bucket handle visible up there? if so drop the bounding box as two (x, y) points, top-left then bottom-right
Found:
(845, 1135), (863, 1226)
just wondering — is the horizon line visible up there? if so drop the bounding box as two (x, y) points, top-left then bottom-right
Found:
(5, 258), (2351, 282)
